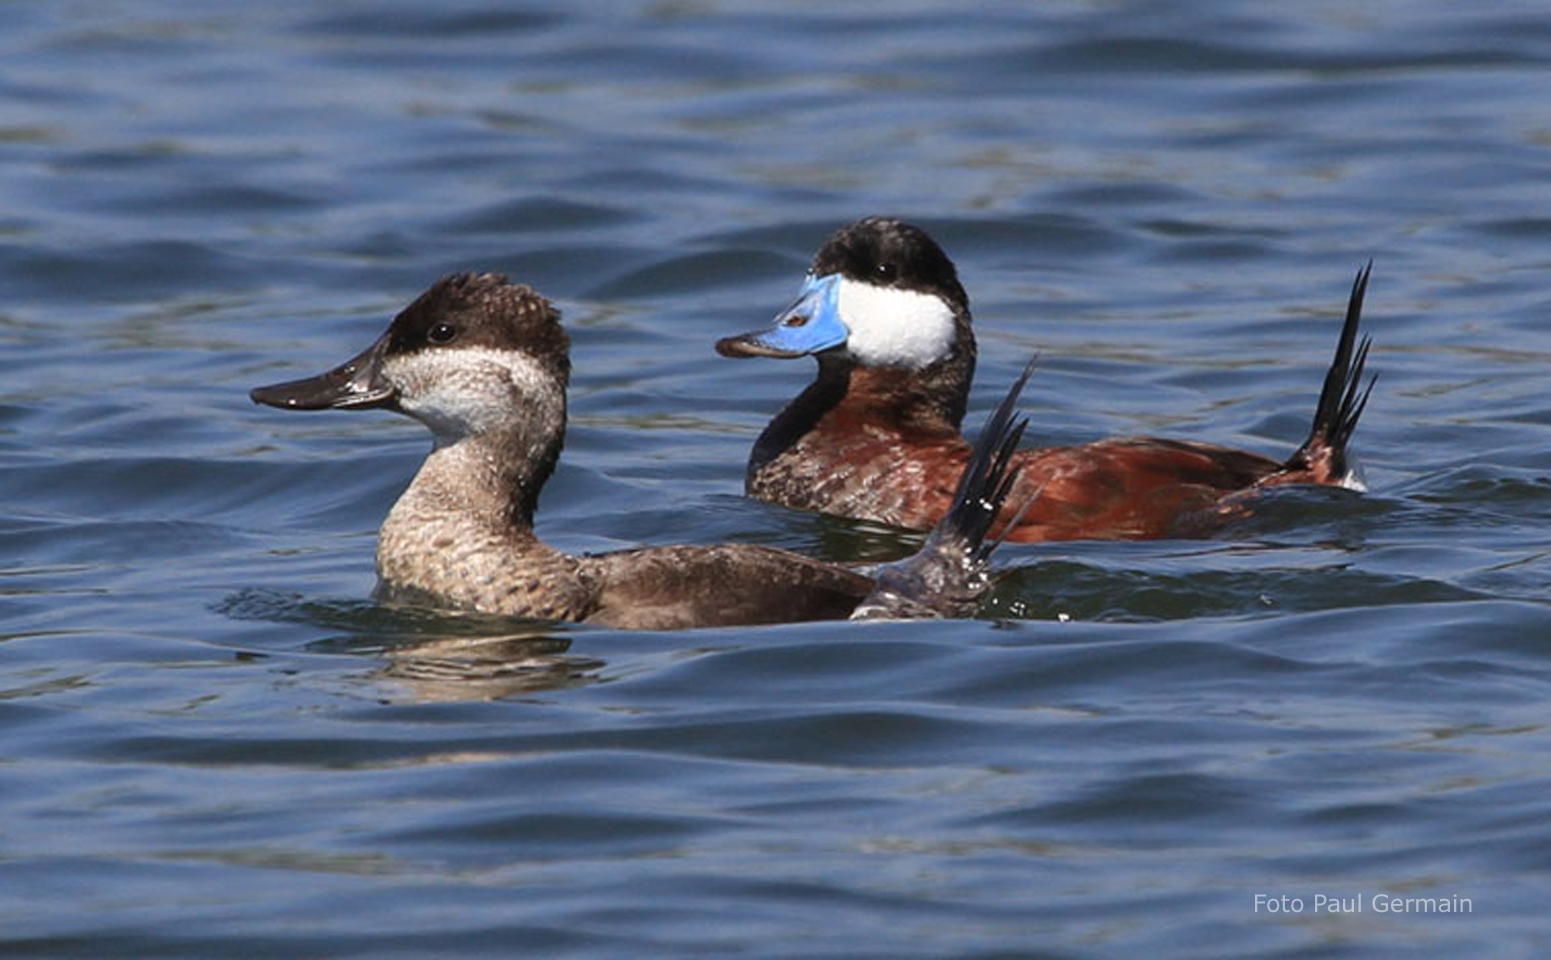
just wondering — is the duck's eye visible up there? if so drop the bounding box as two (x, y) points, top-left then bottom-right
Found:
(427, 322), (458, 345)
(876, 262), (898, 282)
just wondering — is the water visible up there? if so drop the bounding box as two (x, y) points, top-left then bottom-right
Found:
(3, 1), (1550, 955)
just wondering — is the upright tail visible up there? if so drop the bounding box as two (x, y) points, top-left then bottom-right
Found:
(851, 359), (1033, 620)
(1280, 262), (1377, 485)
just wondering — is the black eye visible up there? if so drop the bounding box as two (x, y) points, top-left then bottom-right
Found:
(875, 262), (898, 282)
(427, 322), (458, 345)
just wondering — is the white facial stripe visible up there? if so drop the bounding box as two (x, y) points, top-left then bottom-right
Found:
(383, 346), (557, 446)
(836, 277), (957, 368)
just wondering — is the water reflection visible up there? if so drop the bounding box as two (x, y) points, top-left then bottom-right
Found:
(378, 631), (603, 702)
(217, 588), (606, 700)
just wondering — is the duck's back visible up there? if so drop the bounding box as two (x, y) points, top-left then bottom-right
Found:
(750, 426), (1284, 542)
(1001, 437), (1281, 541)
(580, 544), (873, 630)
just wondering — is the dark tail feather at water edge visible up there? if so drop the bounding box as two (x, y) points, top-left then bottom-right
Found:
(1280, 262), (1377, 485)
(851, 359), (1034, 620)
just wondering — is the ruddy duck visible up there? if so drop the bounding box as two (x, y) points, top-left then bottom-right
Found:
(716, 217), (1375, 542)
(250, 273), (1030, 630)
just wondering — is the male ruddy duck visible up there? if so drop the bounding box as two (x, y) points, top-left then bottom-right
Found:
(250, 273), (1030, 630)
(716, 217), (1375, 542)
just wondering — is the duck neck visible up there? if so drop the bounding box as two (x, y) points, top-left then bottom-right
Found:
(375, 419), (598, 620)
(383, 403), (566, 547)
(750, 344), (974, 473)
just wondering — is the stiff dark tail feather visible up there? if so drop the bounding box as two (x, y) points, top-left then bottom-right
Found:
(851, 358), (1034, 620)
(942, 357), (1034, 562)
(1284, 262), (1377, 482)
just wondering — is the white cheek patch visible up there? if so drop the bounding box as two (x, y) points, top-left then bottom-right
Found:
(837, 277), (958, 368)
(384, 347), (557, 446)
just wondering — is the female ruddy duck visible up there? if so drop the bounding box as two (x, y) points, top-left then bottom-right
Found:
(716, 217), (1375, 542)
(250, 273), (1030, 630)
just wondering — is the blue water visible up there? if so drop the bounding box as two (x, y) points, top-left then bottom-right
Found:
(3, 1), (1550, 955)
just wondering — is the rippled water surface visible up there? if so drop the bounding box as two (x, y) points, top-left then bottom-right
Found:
(4, 2), (1551, 956)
